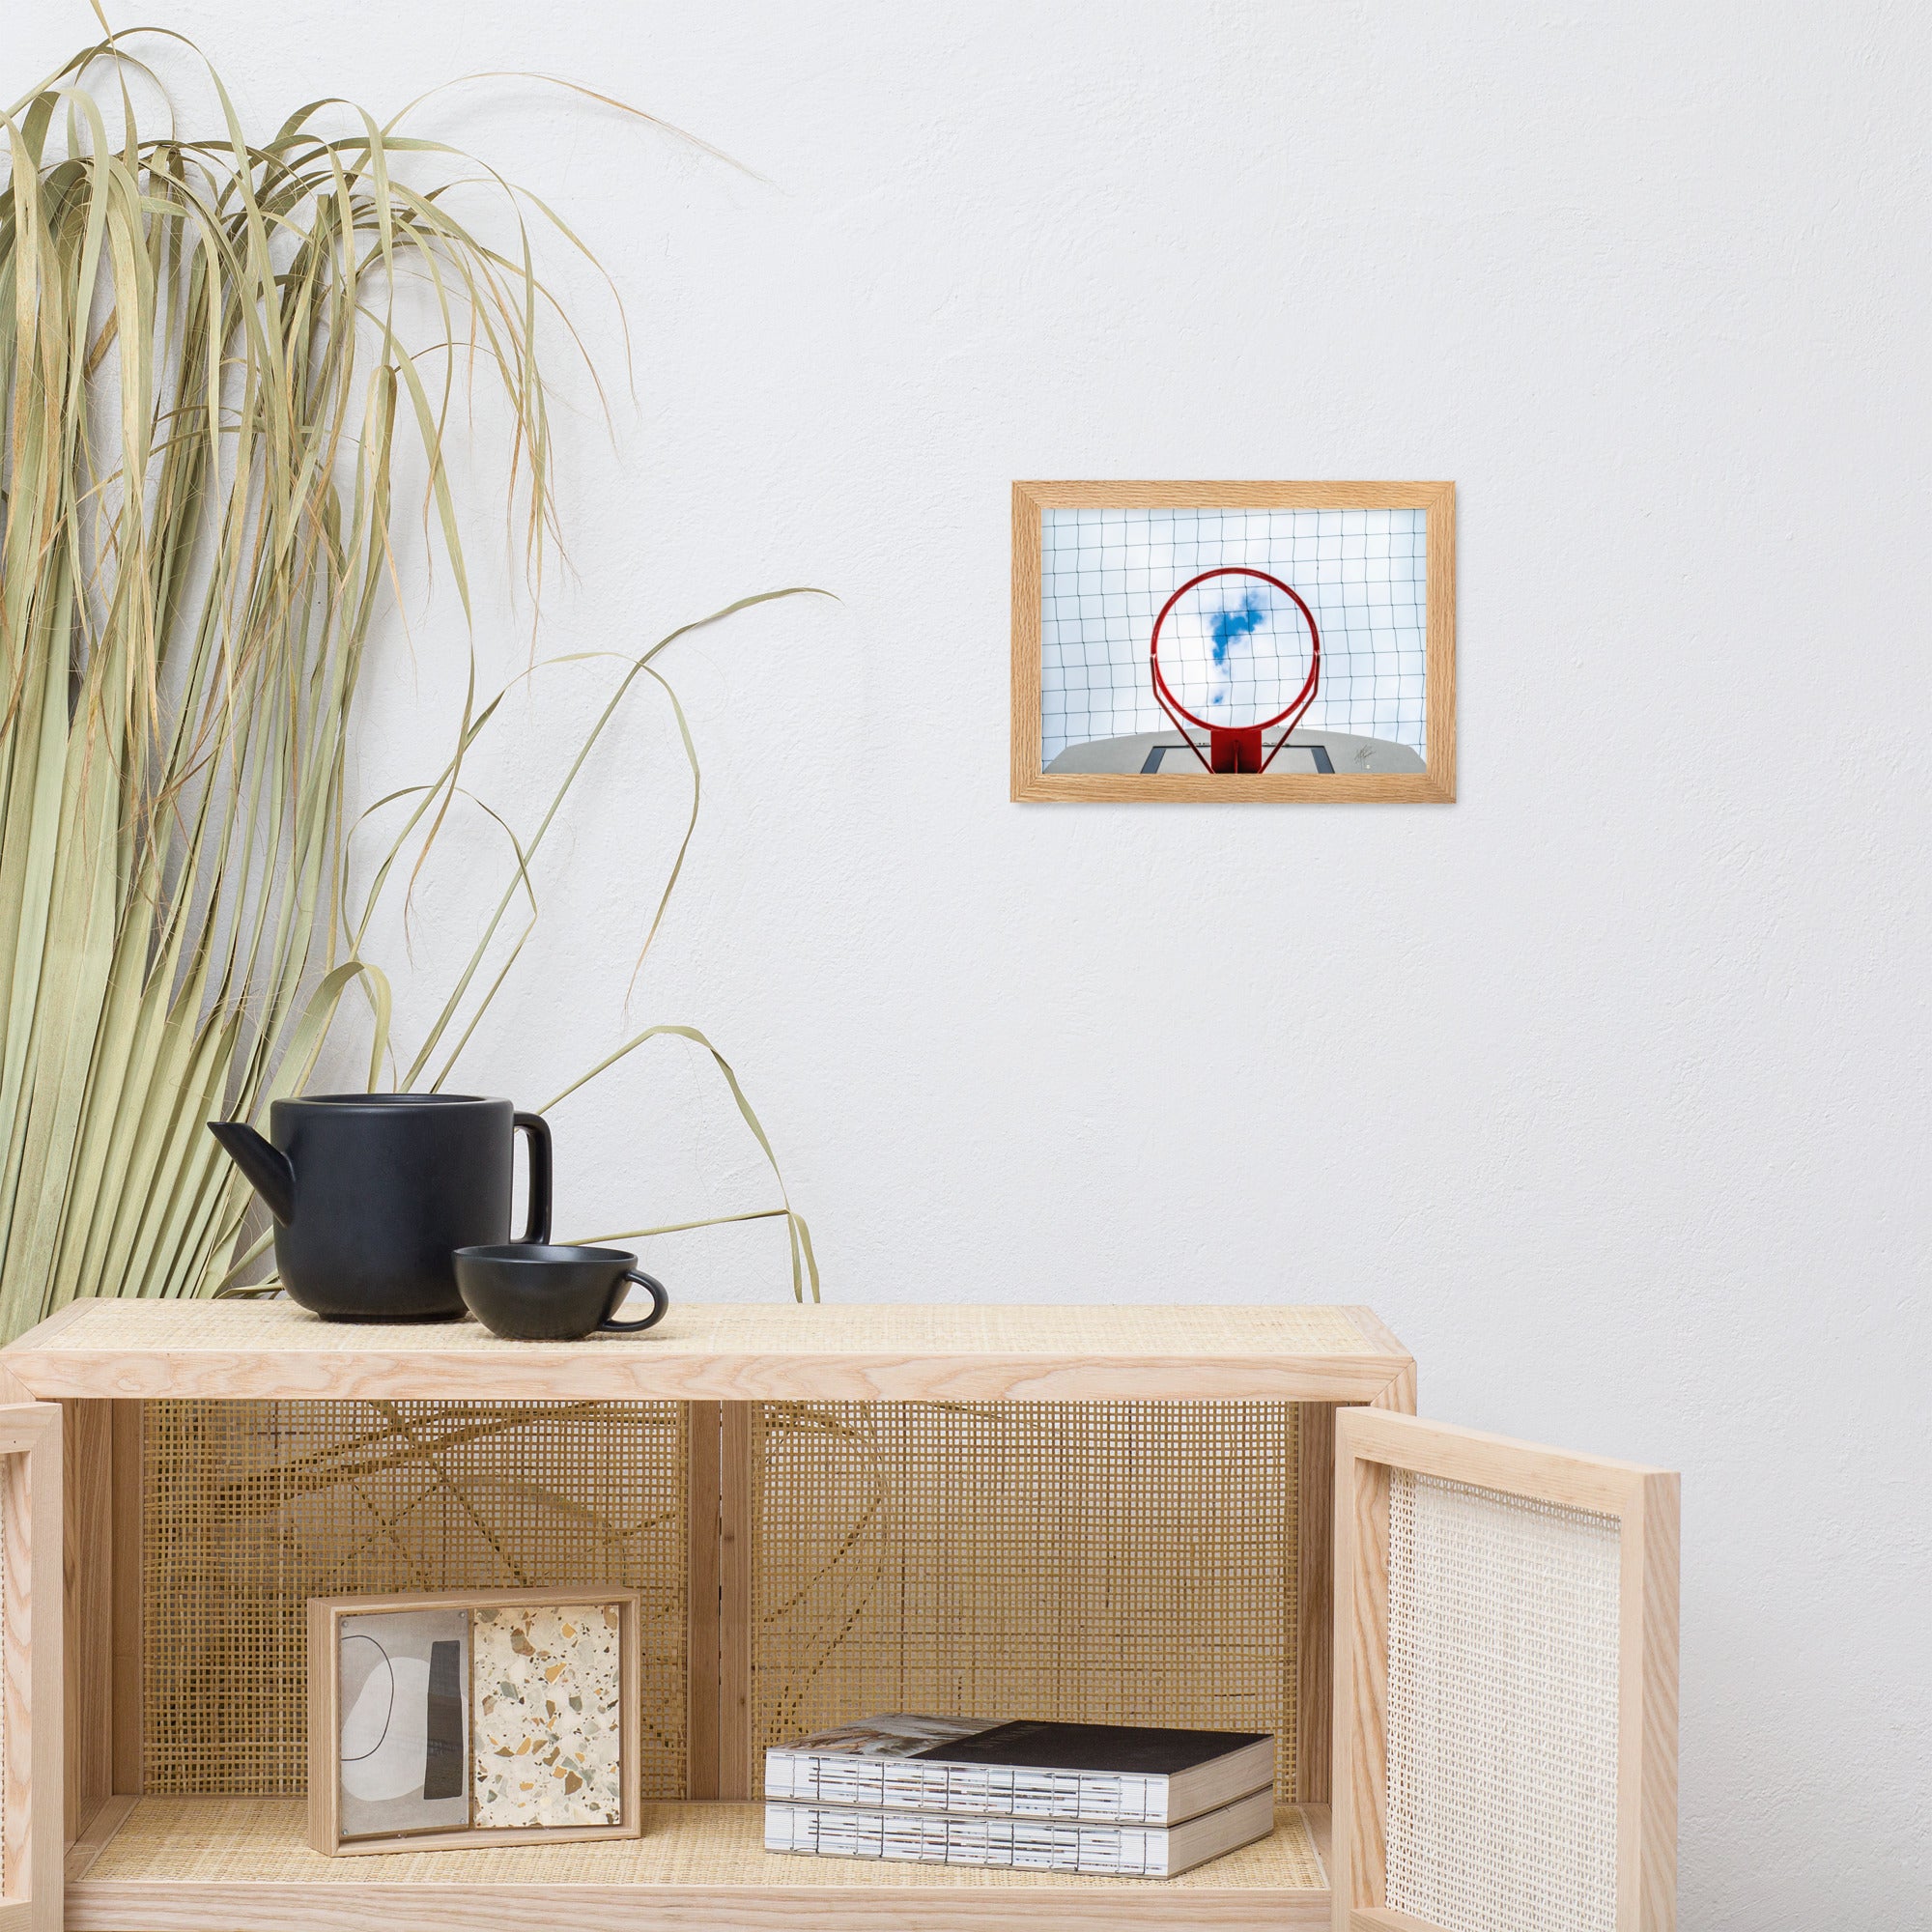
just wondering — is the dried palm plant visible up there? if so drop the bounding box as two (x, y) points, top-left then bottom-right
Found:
(0, 27), (816, 1340)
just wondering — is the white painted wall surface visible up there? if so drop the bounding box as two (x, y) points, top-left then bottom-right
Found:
(14, 4), (1928, 1921)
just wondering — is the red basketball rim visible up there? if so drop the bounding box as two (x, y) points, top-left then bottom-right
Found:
(1150, 566), (1321, 738)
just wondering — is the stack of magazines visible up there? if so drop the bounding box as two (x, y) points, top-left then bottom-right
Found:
(763, 1714), (1276, 1878)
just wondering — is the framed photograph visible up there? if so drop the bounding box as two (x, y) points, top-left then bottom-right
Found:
(1010, 481), (1455, 802)
(307, 1586), (642, 1855)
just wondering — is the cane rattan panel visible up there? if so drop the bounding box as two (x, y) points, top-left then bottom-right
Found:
(1384, 1469), (1621, 1932)
(142, 1401), (686, 1796)
(751, 1401), (1301, 1798)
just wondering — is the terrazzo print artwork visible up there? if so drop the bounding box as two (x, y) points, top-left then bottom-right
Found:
(471, 1603), (625, 1828)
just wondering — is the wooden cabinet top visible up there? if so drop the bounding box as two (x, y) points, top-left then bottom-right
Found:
(2, 1297), (1412, 1404)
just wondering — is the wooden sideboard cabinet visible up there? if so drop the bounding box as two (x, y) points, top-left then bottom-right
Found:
(0, 1298), (1675, 1932)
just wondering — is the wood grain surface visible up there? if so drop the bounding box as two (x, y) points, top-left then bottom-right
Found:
(3, 1302), (1411, 1406)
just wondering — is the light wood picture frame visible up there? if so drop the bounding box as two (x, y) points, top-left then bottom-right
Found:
(1011, 481), (1455, 803)
(307, 1585), (643, 1856)
(1332, 1408), (1678, 1932)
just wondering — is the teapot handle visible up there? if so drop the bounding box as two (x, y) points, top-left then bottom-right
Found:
(513, 1112), (553, 1244)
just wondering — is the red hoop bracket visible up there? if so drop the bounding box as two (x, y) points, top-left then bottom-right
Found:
(1150, 567), (1321, 774)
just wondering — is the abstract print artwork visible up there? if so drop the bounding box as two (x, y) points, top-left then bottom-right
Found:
(337, 1606), (472, 1838)
(1011, 483), (1455, 802)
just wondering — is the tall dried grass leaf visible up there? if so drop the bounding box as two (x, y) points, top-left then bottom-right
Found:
(0, 29), (819, 1336)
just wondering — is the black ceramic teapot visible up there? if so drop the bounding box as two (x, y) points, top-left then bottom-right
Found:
(209, 1094), (552, 1321)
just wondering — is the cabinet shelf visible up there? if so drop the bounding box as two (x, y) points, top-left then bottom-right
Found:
(65, 1797), (1333, 1930)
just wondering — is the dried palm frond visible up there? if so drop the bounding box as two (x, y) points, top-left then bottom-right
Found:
(0, 28), (817, 1338)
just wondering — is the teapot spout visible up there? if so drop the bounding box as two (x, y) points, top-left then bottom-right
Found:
(207, 1120), (296, 1224)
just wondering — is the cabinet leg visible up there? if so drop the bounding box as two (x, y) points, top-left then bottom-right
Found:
(718, 1403), (753, 1799)
(685, 1401), (755, 1802)
(686, 1402), (722, 1798)
(62, 1400), (112, 1841)
(110, 1400), (141, 1795)
(1296, 1403), (1335, 1806)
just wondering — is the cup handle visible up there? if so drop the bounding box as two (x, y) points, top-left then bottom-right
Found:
(600, 1270), (669, 1333)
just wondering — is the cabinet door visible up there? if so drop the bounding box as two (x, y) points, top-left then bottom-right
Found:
(0, 1406), (60, 1932)
(1332, 1408), (1677, 1932)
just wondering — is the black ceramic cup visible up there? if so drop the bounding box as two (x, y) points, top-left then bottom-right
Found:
(452, 1243), (669, 1342)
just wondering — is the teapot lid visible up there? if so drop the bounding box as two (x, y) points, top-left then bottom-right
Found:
(281, 1092), (508, 1108)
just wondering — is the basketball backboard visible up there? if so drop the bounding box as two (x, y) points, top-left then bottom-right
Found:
(1045, 728), (1427, 777)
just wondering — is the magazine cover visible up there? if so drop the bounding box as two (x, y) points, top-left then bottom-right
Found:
(772, 1715), (996, 1759)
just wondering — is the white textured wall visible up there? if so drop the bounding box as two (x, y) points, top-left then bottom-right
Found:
(18, 3), (1929, 1921)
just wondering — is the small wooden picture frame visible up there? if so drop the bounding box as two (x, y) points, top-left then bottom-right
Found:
(307, 1586), (643, 1856)
(1011, 480), (1456, 802)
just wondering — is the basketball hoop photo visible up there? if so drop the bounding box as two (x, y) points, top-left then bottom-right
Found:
(1010, 482), (1456, 802)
